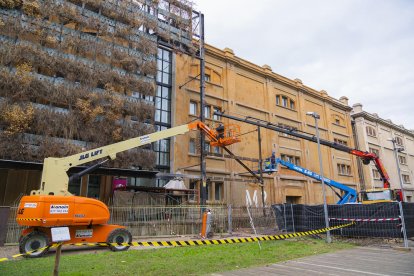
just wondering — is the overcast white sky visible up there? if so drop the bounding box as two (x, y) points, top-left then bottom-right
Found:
(195, 0), (414, 130)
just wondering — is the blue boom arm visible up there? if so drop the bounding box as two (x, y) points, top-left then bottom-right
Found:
(264, 153), (357, 204)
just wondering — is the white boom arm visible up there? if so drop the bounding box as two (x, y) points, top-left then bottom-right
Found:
(32, 123), (199, 196)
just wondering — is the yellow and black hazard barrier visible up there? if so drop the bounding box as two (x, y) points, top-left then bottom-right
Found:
(16, 218), (43, 222)
(0, 222), (355, 262)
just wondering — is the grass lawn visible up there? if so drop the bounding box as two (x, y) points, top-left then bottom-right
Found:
(0, 238), (354, 275)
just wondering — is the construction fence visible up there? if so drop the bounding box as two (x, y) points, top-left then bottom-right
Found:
(4, 205), (278, 244)
(272, 202), (414, 239)
(4, 202), (413, 245)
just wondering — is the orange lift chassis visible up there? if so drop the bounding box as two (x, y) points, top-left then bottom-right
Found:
(16, 121), (241, 257)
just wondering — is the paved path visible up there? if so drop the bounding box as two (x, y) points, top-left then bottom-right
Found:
(213, 247), (414, 276)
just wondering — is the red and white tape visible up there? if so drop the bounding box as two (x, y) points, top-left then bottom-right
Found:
(329, 217), (400, 222)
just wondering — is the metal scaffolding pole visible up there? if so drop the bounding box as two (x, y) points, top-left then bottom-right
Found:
(198, 12), (207, 209)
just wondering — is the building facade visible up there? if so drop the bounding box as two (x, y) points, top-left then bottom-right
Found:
(351, 103), (414, 202)
(0, 0), (193, 205)
(172, 45), (360, 206)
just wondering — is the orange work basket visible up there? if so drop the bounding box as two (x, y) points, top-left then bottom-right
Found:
(210, 123), (241, 147)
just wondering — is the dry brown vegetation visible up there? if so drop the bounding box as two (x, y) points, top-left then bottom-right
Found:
(0, 0), (195, 168)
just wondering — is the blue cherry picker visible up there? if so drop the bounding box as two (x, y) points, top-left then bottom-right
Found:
(262, 152), (358, 204)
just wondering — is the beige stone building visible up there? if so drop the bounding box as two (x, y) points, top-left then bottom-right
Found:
(172, 45), (360, 206)
(351, 104), (414, 202)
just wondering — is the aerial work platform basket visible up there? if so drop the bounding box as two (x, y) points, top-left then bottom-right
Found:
(210, 123), (241, 147)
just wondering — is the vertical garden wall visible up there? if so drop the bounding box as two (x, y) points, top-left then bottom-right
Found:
(0, 0), (193, 169)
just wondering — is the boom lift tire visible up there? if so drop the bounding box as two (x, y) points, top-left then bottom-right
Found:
(107, 228), (132, 252)
(19, 231), (50, 258)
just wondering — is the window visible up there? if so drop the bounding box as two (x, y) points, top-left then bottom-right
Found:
(372, 169), (381, 180)
(337, 164), (351, 176)
(213, 107), (221, 121)
(154, 138), (170, 167)
(212, 146), (221, 155)
(204, 74), (211, 82)
(189, 180), (198, 201)
(189, 139), (196, 154)
(68, 176), (81, 196)
(398, 155), (407, 165)
(87, 175), (101, 199)
(395, 136), (404, 146)
(155, 48), (172, 171)
(204, 142), (210, 153)
(366, 126), (377, 137)
(369, 148), (380, 157)
(332, 114), (345, 126)
(402, 174), (411, 184)
(281, 154), (300, 166)
(204, 105), (211, 118)
(276, 94), (296, 110)
(282, 96), (288, 107)
(215, 182), (223, 201)
(334, 138), (348, 146)
(189, 101), (197, 115)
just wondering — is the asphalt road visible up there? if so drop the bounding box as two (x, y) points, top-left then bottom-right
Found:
(213, 247), (414, 276)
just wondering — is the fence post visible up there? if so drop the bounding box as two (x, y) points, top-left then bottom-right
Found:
(398, 201), (409, 248)
(283, 204), (287, 232)
(290, 204), (295, 233)
(227, 204), (232, 235)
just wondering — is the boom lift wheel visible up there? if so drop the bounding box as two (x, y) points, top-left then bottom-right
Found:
(19, 231), (50, 258)
(107, 228), (132, 252)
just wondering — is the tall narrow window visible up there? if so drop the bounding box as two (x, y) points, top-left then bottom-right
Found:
(395, 136), (404, 146)
(204, 105), (211, 118)
(372, 169), (381, 180)
(366, 126), (377, 137)
(215, 182), (223, 201)
(189, 101), (197, 115)
(189, 139), (196, 154)
(282, 96), (288, 107)
(213, 107), (221, 121)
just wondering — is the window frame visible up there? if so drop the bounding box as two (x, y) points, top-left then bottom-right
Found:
(189, 101), (197, 115)
(395, 136), (404, 146)
(276, 94), (296, 110)
(189, 138), (196, 154)
(204, 105), (211, 119)
(402, 174), (411, 184)
(366, 126), (377, 137)
(398, 155), (407, 165)
(337, 163), (352, 176)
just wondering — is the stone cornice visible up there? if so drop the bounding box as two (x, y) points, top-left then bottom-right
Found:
(204, 43), (352, 112)
(351, 111), (414, 137)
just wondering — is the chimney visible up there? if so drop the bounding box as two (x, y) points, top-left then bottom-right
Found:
(339, 96), (349, 105)
(352, 103), (363, 113)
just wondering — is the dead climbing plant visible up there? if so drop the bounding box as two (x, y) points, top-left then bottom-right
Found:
(15, 62), (33, 87)
(0, 103), (35, 135)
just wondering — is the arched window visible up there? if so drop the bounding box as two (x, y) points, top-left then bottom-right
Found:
(366, 126), (377, 137)
(395, 136), (404, 146)
(276, 94), (296, 110)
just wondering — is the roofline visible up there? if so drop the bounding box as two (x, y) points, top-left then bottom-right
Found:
(351, 111), (414, 137)
(204, 43), (352, 112)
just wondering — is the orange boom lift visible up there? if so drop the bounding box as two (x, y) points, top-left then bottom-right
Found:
(16, 122), (240, 257)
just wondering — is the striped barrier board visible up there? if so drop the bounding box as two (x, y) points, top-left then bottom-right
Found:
(0, 222), (355, 262)
(329, 217), (400, 222)
(16, 218), (43, 222)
